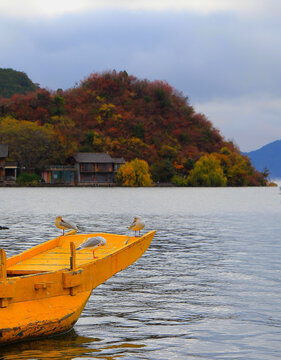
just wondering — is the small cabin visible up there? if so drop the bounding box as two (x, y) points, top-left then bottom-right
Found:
(41, 165), (76, 185)
(74, 153), (125, 185)
(0, 144), (18, 183)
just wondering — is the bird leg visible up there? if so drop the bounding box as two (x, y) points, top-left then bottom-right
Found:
(93, 250), (98, 259)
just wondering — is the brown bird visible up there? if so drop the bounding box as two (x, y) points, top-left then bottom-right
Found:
(128, 217), (145, 236)
(55, 216), (79, 235)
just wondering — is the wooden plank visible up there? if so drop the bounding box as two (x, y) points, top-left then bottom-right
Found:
(6, 232), (148, 274)
(70, 242), (76, 270)
(0, 281), (16, 298)
(62, 270), (83, 288)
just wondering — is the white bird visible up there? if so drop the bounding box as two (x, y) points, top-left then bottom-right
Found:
(76, 236), (107, 259)
(128, 217), (145, 236)
(55, 216), (80, 235)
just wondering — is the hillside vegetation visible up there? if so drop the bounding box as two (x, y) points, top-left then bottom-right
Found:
(0, 68), (38, 98)
(0, 70), (267, 185)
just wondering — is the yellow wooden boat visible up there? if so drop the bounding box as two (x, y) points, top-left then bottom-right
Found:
(0, 230), (156, 345)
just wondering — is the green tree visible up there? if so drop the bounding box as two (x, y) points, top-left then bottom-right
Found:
(150, 160), (175, 183)
(116, 158), (152, 186)
(214, 149), (264, 186)
(262, 167), (269, 180)
(0, 116), (65, 168)
(171, 174), (188, 186)
(187, 154), (227, 186)
(184, 158), (195, 172)
(50, 94), (65, 116)
(154, 86), (171, 108)
(16, 173), (41, 186)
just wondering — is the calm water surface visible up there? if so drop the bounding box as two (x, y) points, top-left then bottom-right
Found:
(0, 187), (281, 360)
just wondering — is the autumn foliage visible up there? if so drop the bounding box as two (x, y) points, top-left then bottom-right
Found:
(187, 154), (227, 187)
(116, 159), (152, 187)
(0, 70), (267, 186)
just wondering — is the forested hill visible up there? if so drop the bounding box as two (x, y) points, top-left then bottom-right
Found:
(0, 68), (38, 98)
(0, 70), (267, 185)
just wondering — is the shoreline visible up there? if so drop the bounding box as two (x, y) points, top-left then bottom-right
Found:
(0, 183), (275, 188)
(0, 182), (175, 188)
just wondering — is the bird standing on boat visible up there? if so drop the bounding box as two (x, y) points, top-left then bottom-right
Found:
(76, 236), (107, 259)
(55, 216), (79, 235)
(128, 217), (145, 236)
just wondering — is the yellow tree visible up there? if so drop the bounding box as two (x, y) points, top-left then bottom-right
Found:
(116, 158), (152, 186)
(214, 147), (263, 186)
(187, 154), (227, 186)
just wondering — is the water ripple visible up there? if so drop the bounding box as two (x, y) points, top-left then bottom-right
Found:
(0, 187), (281, 359)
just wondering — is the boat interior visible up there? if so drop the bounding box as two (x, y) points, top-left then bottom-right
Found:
(5, 231), (133, 278)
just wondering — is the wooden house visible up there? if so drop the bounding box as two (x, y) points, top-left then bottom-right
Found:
(74, 153), (125, 185)
(41, 165), (76, 185)
(0, 145), (18, 183)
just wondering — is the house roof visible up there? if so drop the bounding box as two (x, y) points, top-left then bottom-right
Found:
(112, 157), (125, 164)
(0, 144), (8, 158)
(74, 152), (114, 163)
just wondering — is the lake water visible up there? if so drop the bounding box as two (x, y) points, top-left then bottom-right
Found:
(0, 187), (281, 359)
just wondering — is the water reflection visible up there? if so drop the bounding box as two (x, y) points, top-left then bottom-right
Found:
(0, 330), (146, 360)
(0, 330), (99, 359)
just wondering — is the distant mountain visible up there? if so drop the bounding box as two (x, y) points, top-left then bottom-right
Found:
(245, 140), (281, 178)
(0, 68), (38, 98)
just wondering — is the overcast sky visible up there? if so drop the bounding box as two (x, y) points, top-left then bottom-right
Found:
(1, 0), (280, 151)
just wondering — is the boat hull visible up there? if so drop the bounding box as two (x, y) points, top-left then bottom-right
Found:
(0, 230), (155, 345)
(0, 292), (91, 344)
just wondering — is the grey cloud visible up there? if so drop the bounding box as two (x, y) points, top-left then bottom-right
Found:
(1, 9), (281, 151)
(1, 10), (280, 100)
(195, 94), (281, 151)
